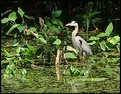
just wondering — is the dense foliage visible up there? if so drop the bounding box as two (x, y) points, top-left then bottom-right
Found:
(1, 1), (120, 93)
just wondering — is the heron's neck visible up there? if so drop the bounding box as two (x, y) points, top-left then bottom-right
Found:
(72, 26), (78, 38)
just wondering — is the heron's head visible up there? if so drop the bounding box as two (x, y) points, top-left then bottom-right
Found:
(66, 21), (78, 27)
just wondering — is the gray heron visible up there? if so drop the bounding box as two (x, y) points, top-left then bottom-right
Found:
(66, 21), (92, 60)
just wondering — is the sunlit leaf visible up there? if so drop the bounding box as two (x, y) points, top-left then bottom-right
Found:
(88, 41), (96, 45)
(105, 22), (113, 36)
(7, 24), (20, 35)
(8, 12), (17, 21)
(38, 36), (47, 44)
(17, 24), (26, 33)
(17, 7), (25, 17)
(53, 39), (61, 45)
(1, 18), (9, 23)
(67, 46), (78, 54)
(89, 36), (99, 41)
(28, 27), (37, 32)
(64, 52), (77, 59)
(97, 32), (107, 38)
(99, 41), (106, 51)
(108, 36), (120, 45)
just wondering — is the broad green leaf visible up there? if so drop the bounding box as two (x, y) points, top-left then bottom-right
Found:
(105, 42), (113, 49)
(108, 36), (120, 45)
(99, 41), (106, 51)
(97, 32), (107, 38)
(67, 46), (78, 54)
(46, 21), (51, 28)
(7, 24), (20, 35)
(28, 27), (37, 32)
(1, 18), (9, 23)
(105, 22), (113, 36)
(17, 7), (25, 17)
(51, 19), (58, 25)
(53, 39), (61, 45)
(17, 24), (26, 33)
(89, 36), (99, 41)
(52, 10), (62, 18)
(88, 41), (96, 45)
(38, 37), (47, 44)
(50, 26), (62, 32)
(24, 15), (35, 20)
(58, 20), (64, 28)
(8, 12), (17, 21)
(64, 52), (77, 59)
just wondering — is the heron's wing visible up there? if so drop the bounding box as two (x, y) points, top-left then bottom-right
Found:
(76, 36), (92, 55)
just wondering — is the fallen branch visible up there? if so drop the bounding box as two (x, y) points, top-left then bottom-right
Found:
(55, 49), (62, 80)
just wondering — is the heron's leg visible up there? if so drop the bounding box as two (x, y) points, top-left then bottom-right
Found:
(82, 52), (86, 69)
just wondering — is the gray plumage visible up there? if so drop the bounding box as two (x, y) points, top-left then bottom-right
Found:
(66, 21), (92, 58)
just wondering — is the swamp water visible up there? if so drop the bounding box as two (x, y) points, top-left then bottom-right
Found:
(1, 66), (120, 93)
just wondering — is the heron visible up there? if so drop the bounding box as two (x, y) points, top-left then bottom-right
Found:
(66, 21), (92, 61)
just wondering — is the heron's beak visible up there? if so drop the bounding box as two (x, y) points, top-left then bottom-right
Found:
(66, 23), (71, 26)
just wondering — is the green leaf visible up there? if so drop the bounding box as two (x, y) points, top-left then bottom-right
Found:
(51, 19), (58, 25)
(17, 7), (25, 17)
(97, 32), (107, 38)
(88, 41), (96, 45)
(46, 21), (52, 28)
(38, 36), (47, 44)
(66, 46), (78, 55)
(50, 26), (62, 33)
(24, 15), (35, 20)
(17, 24), (26, 33)
(58, 20), (64, 28)
(108, 36), (120, 45)
(89, 11), (100, 17)
(89, 36), (99, 41)
(99, 41), (106, 51)
(1, 18), (9, 23)
(28, 27), (37, 32)
(8, 12), (17, 21)
(105, 22), (113, 36)
(53, 39), (61, 45)
(7, 24), (20, 35)
(52, 10), (62, 18)
(64, 52), (77, 59)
